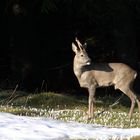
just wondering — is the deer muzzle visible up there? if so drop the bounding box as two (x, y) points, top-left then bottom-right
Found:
(86, 59), (91, 65)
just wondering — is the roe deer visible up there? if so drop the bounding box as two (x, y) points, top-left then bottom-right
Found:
(72, 38), (140, 119)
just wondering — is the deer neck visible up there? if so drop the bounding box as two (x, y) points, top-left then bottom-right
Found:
(73, 61), (85, 80)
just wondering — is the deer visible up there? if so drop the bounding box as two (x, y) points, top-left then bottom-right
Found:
(72, 38), (140, 120)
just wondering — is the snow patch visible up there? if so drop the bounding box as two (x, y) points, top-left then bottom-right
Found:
(0, 112), (140, 140)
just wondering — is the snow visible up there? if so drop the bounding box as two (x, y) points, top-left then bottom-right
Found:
(0, 112), (140, 140)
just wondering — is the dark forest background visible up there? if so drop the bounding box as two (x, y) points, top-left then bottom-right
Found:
(0, 0), (140, 95)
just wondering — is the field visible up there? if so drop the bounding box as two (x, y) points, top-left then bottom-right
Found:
(0, 90), (140, 129)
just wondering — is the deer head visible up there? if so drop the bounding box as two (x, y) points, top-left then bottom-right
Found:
(72, 38), (91, 66)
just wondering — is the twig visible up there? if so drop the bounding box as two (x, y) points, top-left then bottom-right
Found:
(95, 94), (124, 118)
(24, 95), (30, 108)
(4, 84), (18, 105)
(40, 80), (45, 92)
(6, 94), (20, 105)
(8, 84), (18, 100)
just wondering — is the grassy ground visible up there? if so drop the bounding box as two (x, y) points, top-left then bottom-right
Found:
(0, 90), (140, 129)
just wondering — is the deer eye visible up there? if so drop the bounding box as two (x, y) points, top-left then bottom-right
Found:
(81, 54), (84, 57)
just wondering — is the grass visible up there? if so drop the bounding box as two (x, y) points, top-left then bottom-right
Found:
(0, 90), (140, 129)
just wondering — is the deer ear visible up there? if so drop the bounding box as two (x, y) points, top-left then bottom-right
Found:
(72, 43), (79, 53)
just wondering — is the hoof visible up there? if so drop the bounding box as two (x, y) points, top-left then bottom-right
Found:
(85, 115), (94, 120)
(85, 112), (94, 120)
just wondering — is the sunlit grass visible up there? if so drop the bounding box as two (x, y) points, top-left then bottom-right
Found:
(0, 90), (140, 129)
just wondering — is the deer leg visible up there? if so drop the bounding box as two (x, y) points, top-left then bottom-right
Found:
(124, 89), (140, 120)
(88, 86), (96, 119)
(136, 99), (140, 120)
(129, 88), (140, 120)
(120, 88), (136, 119)
(128, 95), (136, 119)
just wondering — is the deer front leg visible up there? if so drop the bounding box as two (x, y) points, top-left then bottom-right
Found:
(88, 85), (96, 119)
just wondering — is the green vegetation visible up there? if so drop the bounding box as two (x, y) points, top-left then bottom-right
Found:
(0, 90), (140, 128)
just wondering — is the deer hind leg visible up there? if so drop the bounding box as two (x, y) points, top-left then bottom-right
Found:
(119, 86), (137, 119)
(125, 89), (140, 120)
(136, 98), (140, 120)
